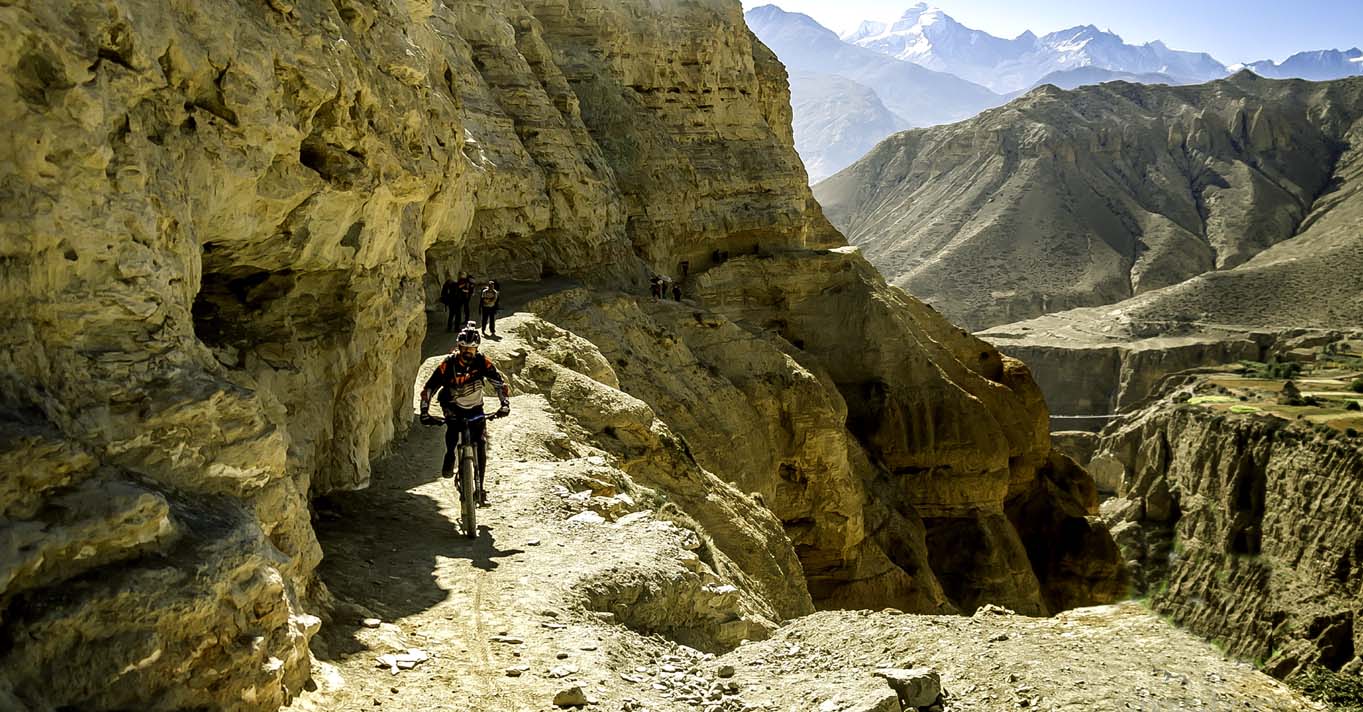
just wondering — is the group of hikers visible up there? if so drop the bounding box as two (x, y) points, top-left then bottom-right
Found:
(650, 274), (683, 302)
(440, 274), (502, 337)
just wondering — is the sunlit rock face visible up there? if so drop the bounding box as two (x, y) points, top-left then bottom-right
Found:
(537, 250), (1125, 618)
(1, 0), (1118, 708)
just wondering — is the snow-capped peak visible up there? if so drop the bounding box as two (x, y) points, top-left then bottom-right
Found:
(898, 3), (930, 19)
(841, 19), (887, 43)
(843, 7), (1228, 94)
(1240, 47), (1363, 80)
(890, 4), (936, 33)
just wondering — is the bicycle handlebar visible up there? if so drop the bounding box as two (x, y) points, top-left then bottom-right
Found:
(418, 410), (507, 426)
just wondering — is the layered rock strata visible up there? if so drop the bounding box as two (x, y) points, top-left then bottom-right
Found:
(1098, 401), (1363, 677)
(984, 332), (1266, 421)
(3, 0), (1120, 708)
(1, 0), (828, 705)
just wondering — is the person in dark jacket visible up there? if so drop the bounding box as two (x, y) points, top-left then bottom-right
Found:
(440, 276), (460, 331)
(458, 273), (476, 325)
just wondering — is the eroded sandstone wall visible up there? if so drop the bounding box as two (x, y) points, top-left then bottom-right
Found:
(0, 0), (826, 706)
(2, 0), (1121, 708)
(1099, 404), (1363, 677)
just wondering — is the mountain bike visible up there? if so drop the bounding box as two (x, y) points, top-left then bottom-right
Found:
(420, 410), (505, 539)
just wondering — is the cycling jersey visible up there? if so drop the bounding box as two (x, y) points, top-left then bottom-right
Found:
(422, 353), (509, 410)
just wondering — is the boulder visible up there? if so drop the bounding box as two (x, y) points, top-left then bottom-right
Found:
(553, 685), (589, 707)
(873, 667), (941, 707)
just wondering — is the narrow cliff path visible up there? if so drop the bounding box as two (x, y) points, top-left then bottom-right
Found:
(299, 413), (553, 711)
(293, 392), (599, 710)
(287, 310), (716, 712)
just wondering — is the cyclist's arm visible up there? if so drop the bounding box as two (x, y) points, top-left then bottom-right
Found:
(482, 358), (511, 406)
(420, 363), (446, 413)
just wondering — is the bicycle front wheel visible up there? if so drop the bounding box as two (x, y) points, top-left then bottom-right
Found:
(460, 447), (477, 539)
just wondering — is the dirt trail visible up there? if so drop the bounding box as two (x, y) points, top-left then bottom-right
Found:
(289, 311), (701, 712)
(299, 400), (554, 710)
(287, 317), (557, 710)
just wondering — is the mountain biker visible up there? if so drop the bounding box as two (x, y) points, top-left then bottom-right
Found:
(419, 324), (511, 506)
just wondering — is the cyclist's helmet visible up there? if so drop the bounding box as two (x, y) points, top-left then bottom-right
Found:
(455, 326), (481, 357)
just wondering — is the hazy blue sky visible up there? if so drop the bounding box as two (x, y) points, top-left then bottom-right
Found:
(741, 1), (1362, 65)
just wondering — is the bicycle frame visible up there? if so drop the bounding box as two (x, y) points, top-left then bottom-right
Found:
(425, 410), (502, 539)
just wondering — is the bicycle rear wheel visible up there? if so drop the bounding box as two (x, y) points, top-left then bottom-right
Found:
(460, 446), (477, 539)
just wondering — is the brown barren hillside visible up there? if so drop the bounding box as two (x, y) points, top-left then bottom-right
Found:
(977, 120), (1363, 417)
(815, 72), (1363, 331)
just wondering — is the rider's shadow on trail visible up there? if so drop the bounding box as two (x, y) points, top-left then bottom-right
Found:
(464, 525), (523, 571)
(310, 420), (520, 660)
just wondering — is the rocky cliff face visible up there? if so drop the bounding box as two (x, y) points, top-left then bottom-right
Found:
(535, 252), (1124, 617)
(816, 74), (1363, 332)
(1098, 402), (1363, 677)
(1, 1), (1120, 709)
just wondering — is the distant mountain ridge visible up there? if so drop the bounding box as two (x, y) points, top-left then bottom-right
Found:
(787, 71), (910, 183)
(1024, 67), (1183, 94)
(1239, 48), (1363, 81)
(841, 3), (1227, 93)
(745, 4), (1363, 184)
(744, 5), (1002, 181)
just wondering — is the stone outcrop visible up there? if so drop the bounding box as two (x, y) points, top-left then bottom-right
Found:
(816, 73), (1363, 332)
(535, 249), (1124, 617)
(1097, 400), (1363, 677)
(482, 314), (815, 648)
(2, 0), (1122, 708)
